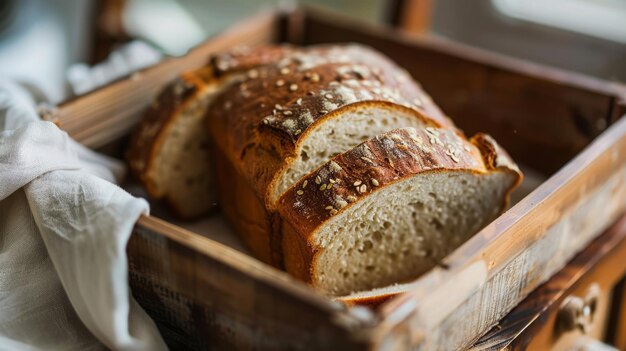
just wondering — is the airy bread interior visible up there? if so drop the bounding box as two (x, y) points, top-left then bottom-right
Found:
(269, 105), (428, 206)
(312, 170), (515, 296)
(149, 90), (217, 218)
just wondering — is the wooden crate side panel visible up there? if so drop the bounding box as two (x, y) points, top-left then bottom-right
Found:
(472, 217), (626, 351)
(300, 12), (626, 174)
(127, 219), (370, 350)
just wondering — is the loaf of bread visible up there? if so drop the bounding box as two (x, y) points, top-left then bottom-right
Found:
(128, 44), (522, 297)
(207, 44), (457, 264)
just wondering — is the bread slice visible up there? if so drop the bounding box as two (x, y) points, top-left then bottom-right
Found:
(127, 68), (218, 219)
(336, 281), (420, 309)
(207, 44), (455, 263)
(277, 128), (522, 295)
(127, 45), (291, 219)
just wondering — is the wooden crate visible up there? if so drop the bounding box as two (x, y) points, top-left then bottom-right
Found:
(53, 7), (626, 350)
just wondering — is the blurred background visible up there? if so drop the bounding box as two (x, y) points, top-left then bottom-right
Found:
(1, 0), (624, 103)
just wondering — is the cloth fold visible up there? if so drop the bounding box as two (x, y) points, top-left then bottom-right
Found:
(0, 81), (167, 350)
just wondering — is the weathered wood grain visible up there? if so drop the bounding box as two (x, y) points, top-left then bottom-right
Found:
(471, 216), (626, 351)
(128, 215), (374, 350)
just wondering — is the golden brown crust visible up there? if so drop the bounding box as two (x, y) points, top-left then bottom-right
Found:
(206, 44), (455, 208)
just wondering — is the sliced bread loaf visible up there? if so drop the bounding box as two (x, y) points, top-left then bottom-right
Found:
(207, 44), (454, 263)
(277, 127), (522, 295)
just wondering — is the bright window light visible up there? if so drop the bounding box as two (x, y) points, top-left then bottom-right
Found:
(492, 0), (626, 44)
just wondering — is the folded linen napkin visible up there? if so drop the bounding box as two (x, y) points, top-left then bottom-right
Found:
(0, 81), (167, 350)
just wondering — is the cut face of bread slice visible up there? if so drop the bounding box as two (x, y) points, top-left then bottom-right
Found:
(278, 128), (522, 296)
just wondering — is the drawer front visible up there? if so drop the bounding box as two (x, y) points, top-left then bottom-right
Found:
(525, 283), (611, 350)
(472, 216), (626, 351)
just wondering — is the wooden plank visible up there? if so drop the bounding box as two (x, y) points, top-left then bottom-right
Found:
(612, 280), (626, 350)
(471, 216), (626, 350)
(387, 0), (435, 33)
(375, 115), (626, 350)
(56, 10), (282, 149)
(128, 215), (373, 350)
(299, 7), (626, 174)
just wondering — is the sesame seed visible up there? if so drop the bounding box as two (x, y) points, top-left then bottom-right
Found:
(371, 179), (379, 186)
(302, 180), (308, 188)
(275, 104), (283, 110)
(353, 180), (362, 186)
(315, 176), (321, 184)
(325, 206), (334, 210)
(329, 179), (336, 184)
(311, 73), (320, 82)
(280, 67), (290, 75)
(262, 119), (269, 125)
(289, 84), (298, 92)
(347, 195), (357, 202)
(294, 129), (301, 135)
(336, 198), (348, 208)
(283, 110), (293, 115)
(360, 156), (372, 163)
(307, 91), (315, 96)
(319, 110), (328, 114)
(320, 184), (327, 191)
(296, 98), (303, 105)
(359, 184), (367, 193)
(325, 93), (333, 99)
(247, 69), (259, 79)
(296, 190), (304, 195)
(330, 209), (338, 215)
(276, 79), (285, 87)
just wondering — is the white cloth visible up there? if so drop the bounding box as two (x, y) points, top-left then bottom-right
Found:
(0, 81), (167, 350)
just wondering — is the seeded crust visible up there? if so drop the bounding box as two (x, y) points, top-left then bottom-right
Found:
(277, 127), (522, 294)
(208, 44), (454, 208)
